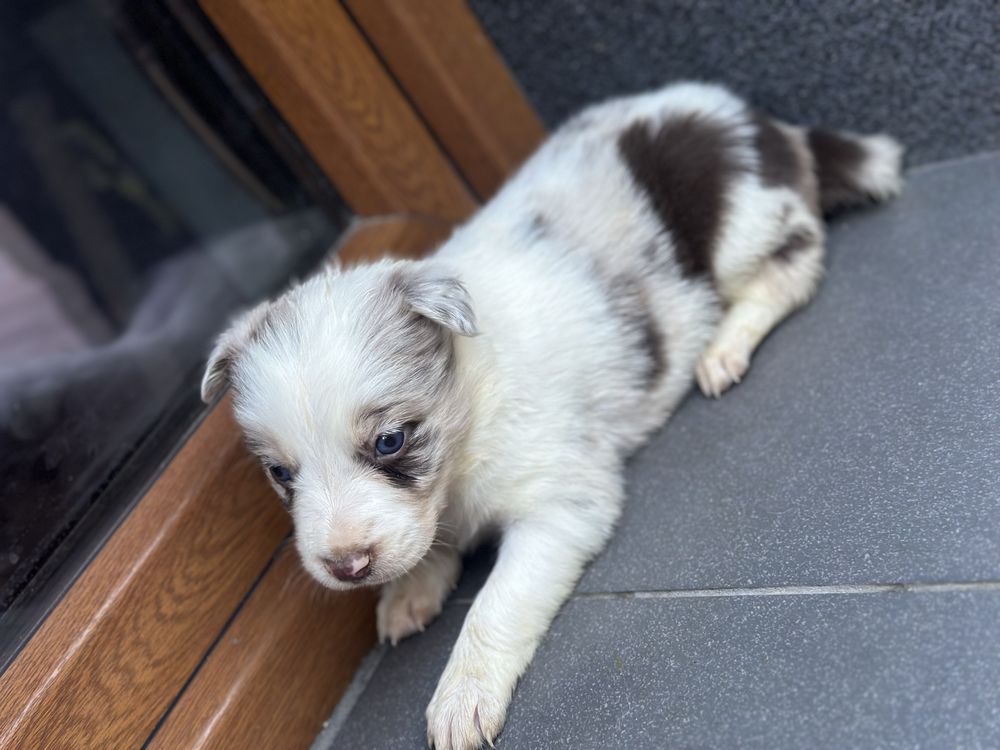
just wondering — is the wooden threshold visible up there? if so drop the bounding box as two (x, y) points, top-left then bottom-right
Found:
(0, 215), (453, 750)
(147, 545), (377, 750)
(200, 0), (477, 221)
(333, 214), (455, 266)
(344, 0), (546, 200)
(0, 395), (291, 748)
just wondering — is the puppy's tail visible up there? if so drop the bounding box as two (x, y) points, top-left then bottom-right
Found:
(807, 128), (904, 214)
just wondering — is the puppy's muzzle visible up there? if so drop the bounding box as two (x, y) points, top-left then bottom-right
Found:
(323, 548), (373, 582)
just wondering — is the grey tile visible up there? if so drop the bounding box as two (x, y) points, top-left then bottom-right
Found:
(329, 589), (1000, 749)
(452, 545), (496, 601)
(579, 155), (1000, 593)
(329, 604), (468, 750)
(322, 156), (1000, 749)
(472, 1), (1000, 166)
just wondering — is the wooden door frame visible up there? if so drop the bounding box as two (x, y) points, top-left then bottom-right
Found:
(0, 3), (543, 748)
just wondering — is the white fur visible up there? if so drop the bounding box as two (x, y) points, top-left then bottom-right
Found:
(202, 82), (903, 749)
(852, 132), (905, 199)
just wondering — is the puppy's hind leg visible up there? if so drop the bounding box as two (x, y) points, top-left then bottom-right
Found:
(696, 229), (825, 398)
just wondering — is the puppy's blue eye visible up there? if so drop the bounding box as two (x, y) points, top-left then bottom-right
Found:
(269, 465), (293, 484)
(375, 430), (405, 456)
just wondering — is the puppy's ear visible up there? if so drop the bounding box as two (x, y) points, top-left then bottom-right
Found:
(200, 301), (270, 403)
(394, 265), (478, 336)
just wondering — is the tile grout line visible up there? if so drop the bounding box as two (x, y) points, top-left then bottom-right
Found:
(903, 148), (1000, 177)
(574, 580), (1000, 602)
(448, 579), (1000, 606)
(320, 579), (1000, 741)
(310, 644), (388, 750)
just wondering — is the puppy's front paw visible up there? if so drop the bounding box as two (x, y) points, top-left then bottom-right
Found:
(426, 675), (507, 750)
(695, 344), (750, 398)
(377, 573), (450, 646)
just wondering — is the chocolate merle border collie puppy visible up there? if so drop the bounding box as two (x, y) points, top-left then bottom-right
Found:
(202, 82), (902, 749)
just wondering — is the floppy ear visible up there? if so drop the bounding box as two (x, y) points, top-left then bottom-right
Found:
(394, 265), (478, 336)
(200, 301), (271, 403)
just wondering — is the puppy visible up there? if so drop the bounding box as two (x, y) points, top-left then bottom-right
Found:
(201, 82), (902, 749)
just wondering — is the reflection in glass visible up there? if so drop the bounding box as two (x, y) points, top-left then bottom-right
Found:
(0, 0), (347, 658)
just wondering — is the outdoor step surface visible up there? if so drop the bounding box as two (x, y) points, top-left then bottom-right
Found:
(317, 152), (1000, 749)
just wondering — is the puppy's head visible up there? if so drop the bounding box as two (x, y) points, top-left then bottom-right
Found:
(201, 260), (477, 589)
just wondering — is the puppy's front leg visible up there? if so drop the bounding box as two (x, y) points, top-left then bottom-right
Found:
(378, 544), (461, 646)
(426, 512), (609, 749)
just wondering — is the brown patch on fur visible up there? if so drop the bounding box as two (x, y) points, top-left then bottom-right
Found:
(387, 268), (477, 337)
(527, 212), (550, 239)
(368, 304), (456, 402)
(807, 128), (870, 214)
(247, 298), (291, 346)
(360, 423), (439, 491)
(245, 313), (270, 345)
(782, 127), (821, 216)
(600, 271), (668, 388)
(642, 237), (674, 275)
(753, 113), (799, 187)
(772, 228), (818, 263)
(642, 240), (659, 264)
(203, 351), (235, 396)
(639, 312), (667, 385)
(618, 115), (746, 278)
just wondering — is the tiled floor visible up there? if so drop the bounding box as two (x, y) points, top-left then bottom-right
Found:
(317, 153), (1000, 749)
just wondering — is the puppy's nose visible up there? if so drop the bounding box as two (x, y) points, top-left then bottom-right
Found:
(323, 549), (372, 582)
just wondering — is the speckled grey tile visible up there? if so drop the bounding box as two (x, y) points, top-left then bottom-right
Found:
(577, 154), (1000, 593)
(471, 1), (1000, 166)
(327, 589), (1000, 749)
(319, 156), (1000, 749)
(452, 545), (496, 601)
(326, 604), (468, 750)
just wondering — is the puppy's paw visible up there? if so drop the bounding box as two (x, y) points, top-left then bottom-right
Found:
(426, 676), (507, 750)
(377, 573), (449, 646)
(695, 344), (750, 398)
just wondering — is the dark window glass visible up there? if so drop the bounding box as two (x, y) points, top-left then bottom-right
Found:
(0, 0), (349, 664)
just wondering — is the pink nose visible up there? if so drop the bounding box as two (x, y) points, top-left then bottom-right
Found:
(322, 549), (372, 582)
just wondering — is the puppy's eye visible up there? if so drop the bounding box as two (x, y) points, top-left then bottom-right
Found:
(375, 429), (405, 456)
(269, 465), (293, 484)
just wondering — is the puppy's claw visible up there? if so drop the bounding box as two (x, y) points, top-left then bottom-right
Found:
(427, 676), (507, 750)
(474, 706), (496, 748)
(377, 573), (449, 646)
(696, 344), (750, 398)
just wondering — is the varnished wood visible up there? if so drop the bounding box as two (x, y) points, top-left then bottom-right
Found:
(345, 0), (546, 199)
(147, 548), (377, 750)
(334, 214), (455, 266)
(200, 0), (477, 221)
(0, 398), (291, 749)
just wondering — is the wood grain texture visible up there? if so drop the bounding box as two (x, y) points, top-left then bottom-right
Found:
(0, 397), (291, 749)
(147, 547), (377, 750)
(344, 0), (546, 199)
(333, 214), (455, 266)
(200, 0), (477, 221)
